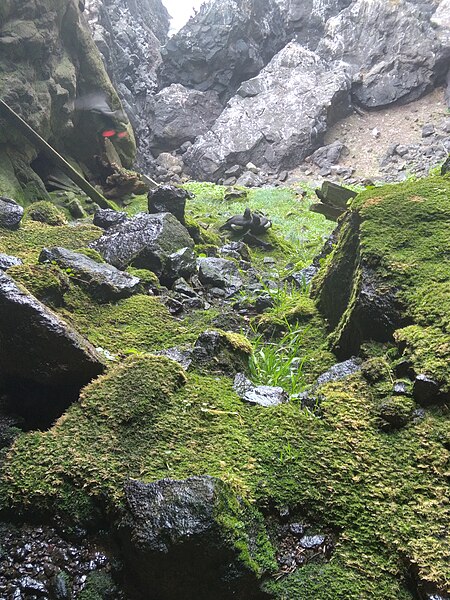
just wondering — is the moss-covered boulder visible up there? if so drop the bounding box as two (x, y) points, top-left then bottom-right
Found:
(25, 201), (68, 226)
(312, 176), (450, 401)
(119, 475), (274, 600)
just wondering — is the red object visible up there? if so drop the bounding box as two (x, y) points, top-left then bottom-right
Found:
(117, 131), (128, 139)
(101, 129), (116, 138)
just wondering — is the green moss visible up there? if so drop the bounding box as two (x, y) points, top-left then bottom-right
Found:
(221, 331), (253, 355)
(125, 266), (160, 288)
(394, 325), (450, 392)
(0, 220), (102, 264)
(25, 201), (68, 226)
(58, 288), (201, 356)
(7, 263), (69, 308)
(77, 571), (119, 600)
(75, 247), (105, 263)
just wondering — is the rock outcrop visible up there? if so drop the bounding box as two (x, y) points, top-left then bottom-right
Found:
(85, 0), (170, 171)
(184, 43), (351, 181)
(0, 0), (136, 202)
(159, 0), (287, 102)
(119, 476), (272, 600)
(317, 0), (450, 108)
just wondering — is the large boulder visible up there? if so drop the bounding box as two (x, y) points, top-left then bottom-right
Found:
(184, 43), (351, 181)
(0, 197), (24, 230)
(118, 476), (273, 600)
(39, 247), (141, 302)
(149, 84), (223, 154)
(317, 0), (450, 108)
(0, 271), (104, 425)
(91, 212), (194, 284)
(159, 0), (287, 101)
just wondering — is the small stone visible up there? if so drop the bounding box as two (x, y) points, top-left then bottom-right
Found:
(234, 373), (288, 407)
(289, 523), (305, 537)
(0, 253), (22, 270)
(0, 196), (24, 230)
(299, 535), (326, 549)
(93, 208), (128, 229)
(67, 199), (86, 219)
(422, 124), (435, 137)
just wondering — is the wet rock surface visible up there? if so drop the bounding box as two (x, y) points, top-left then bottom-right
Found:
(184, 42), (351, 181)
(92, 212), (194, 283)
(0, 197), (24, 230)
(39, 247), (141, 302)
(147, 184), (191, 224)
(234, 373), (289, 407)
(118, 476), (271, 600)
(0, 523), (119, 600)
(0, 254), (23, 271)
(197, 257), (243, 291)
(93, 208), (128, 230)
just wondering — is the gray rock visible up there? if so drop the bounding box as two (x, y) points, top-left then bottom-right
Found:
(191, 331), (250, 375)
(159, 0), (287, 101)
(92, 212), (194, 284)
(0, 271), (104, 388)
(316, 358), (362, 386)
(148, 185), (192, 224)
(317, 0), (448, 108)
(172, 277), (198, 298)
(0, 197), (24, 230)
(156, 347), (193, 370)
(150, 84), (223, 153)
(309, 141), (345, 168)
(197, 257), (243, 290)
(39, 247), (141, 302)
(219, 242), (251, 262)
(234, 373), (289, 407)
(299, 535), (326, 549)
(422, 123), (435, 138)
(287, 266), (319, 288)
(184, 43), (351, 181)
(93, 208), (128, 229)
(0, 253), (22, 270)
(119, 476), (271, 600)
(166, 247), (197, 285)
(235, 171), (263, 187)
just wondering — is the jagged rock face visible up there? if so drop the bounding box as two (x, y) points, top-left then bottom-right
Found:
(0, 0), (136, 202)
(85, 0), (170, 172)
(317, 0), (450, 108)
(184, 43), (351, 181)
(159, 0), (288, 102)
(274, 0), (353, 48)
(149, 84), (223, 154)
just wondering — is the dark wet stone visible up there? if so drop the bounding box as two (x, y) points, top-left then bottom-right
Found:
(119, 476), (271, 600)
(39, 247), (141, 302)
(93, 208), (128, 230)
(166, 247), (197, 285)
(92, 212), (194, 284)
(156, 347), (193, 370)
(0, 272), (103, 388)
(0, 254), (22, 270)
(287, 265), (318, 287)
(191, 331), (250, 375)
(219, 242), (251, 262)
(413, 374), (441, 406)
(148, 185), (192, 225)
(0, 197), (23, 230)
(234, 373), (288, 407)
(197, 257), (243, 291)
(289, 523), (305, 537)
(393, 381), (410, 396)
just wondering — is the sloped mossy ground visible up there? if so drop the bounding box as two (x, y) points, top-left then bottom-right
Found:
(0, 180), (449, 598)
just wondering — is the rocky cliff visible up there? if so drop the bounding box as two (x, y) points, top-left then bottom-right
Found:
(0, 0), (136, 203)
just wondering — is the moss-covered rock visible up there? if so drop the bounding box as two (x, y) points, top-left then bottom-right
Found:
(25, 201), (68, 226)
(311, 176), (450, 399)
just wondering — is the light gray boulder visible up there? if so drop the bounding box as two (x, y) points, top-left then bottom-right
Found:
(184, 42), (351, 181)
(150, 84), (223, 154)
(317, 0), (450, 108)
